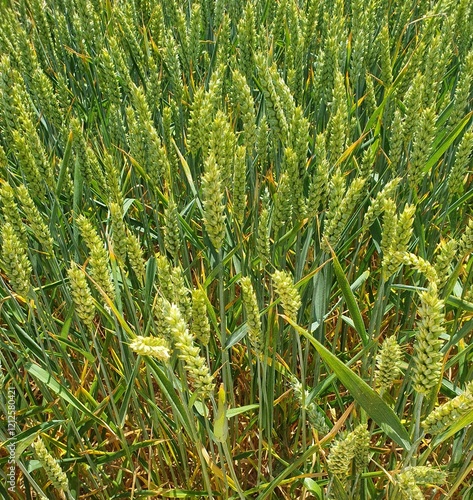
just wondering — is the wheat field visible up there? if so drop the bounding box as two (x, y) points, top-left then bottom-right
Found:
(0, 0), (473, 498)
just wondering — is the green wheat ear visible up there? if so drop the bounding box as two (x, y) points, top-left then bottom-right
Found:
(327, 433), (356, 486)
(202, 153), (226, 251)
(396, 469), (424, 500)
(291, 377), (329, 435)
(68, 263), (96, 329)
(191, 288), (211, 346)
(375, 336), (402, 392)
(166, 303), (214, 400)
(1, 222), (32, 298)
(129, 336), (171, 361)
(272, 270), (301, 322)
(109, 202), (128, 265)
(422, 382), (473, 435)
(412, 282), (445, 395)
(240, 276), (263, 354)
(76, 215), (115, 300)
(32, 438), (69, 494)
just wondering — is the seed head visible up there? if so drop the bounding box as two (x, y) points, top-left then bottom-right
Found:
(32, 438), (69, 493)
(129, 336), (171, 361)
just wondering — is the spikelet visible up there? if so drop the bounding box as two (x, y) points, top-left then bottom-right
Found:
(29, 66), (62, 131)
(97, 47), (121, 110)
(256, 118), (269, 168)
(352, 424), (370, 471)
(215, 14), (232, 67)
(188, 3), (202, 70)
(395, 205), (417, 251)
(403, 74), (424, 144)
(0, 144), (7, 173)
(396, 470), (424, 500)
(156, 253), (173, 300)
(208, 63), (225, 112)
(71, 118), (98, 188)
(412, 282), (445, 394)
(15, 109), (53, 190)
(423, 33), (450, 108)
(375, 336), (402, 392)
(153, 296), (172, 341)
(324, 170), (345, 235)
(202, 153), (226, 251)
(163, 33), (183, 102)
(269, 63), (295, 121)
(322, 177), (366, 251)
(289, 107), (309, 172)
(114, 4), (144, 69)
(453, 0), (473, 57)
(231, 70), (257, 150)
(381, 204), (416, 279)
(359, 147), (376, 180)
(1, 222), (32, 298)
(76, 215), (115, 300)
(109, 202), (128, 265)
(166, 304), (214, 399)
(379, 24), (393, 88)
(11, 130), (45, 199)
(32, 438), (69, 494)
(448, 130), (473, 199)
(108, 36), (133, 96)
(409, 107), (436, 188)
(240, 277), (262, 353)
(170, 266), (191, 321)
(255, 53), (288, 142)
(188, 87), (211, 154)
(402, 466), (448, 486)
(237, 3), (256, 80)
(327, 70), (348, 162)
(291, 378), (329, 434)
(129, 336), (171, 361)
(16, 184), (54, 254)
(0, 182), (27, 248)
(126, 233), (145, 283)
(272, 172), (293, 235)
(0, 56), (22, 139)
(448, 51), (473, 129)
(459, 218), (473, 258)
(327, 431), (356, 484)
(422, 382), (473, 434)
(434, 239), (458, 289)
(146, 58), (162, 114)
(103, 152), (123, 206)
(363, 178), (401, 230)
(174, 8), (189, 68)
(209, 110), (236, 185)
(284, 147), (305, 220)
(67, 264), (96, 329)
(398, 252), (439, 283)
(272, 270), (301, 322)
(364, 73), (377, 116)
(163, 198), (181, 260)
(191, 289), (211, 345)
(313, 18), (337, 104)
(380, 199), (397, 256)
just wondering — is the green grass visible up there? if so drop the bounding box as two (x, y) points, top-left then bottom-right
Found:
(0, 0), (473, 498)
